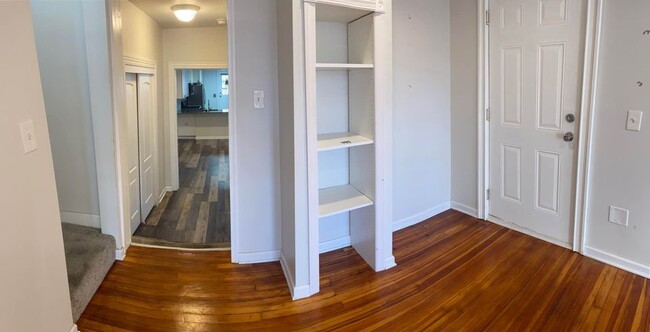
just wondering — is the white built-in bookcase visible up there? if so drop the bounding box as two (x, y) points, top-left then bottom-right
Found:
(304, 0), (394, 296)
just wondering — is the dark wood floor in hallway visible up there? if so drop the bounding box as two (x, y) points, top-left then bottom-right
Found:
(79, 210), (650, 331)
(133, 139), (230, 248)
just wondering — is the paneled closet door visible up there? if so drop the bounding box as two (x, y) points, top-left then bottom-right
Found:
(125, 73), (141, 234)
(137, 74), (155, 221)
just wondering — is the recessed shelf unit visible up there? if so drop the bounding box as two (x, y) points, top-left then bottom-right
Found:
(304, 0), (394, 297)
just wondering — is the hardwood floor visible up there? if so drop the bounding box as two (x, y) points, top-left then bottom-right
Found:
(133, 139), (230, 248)
(79, 210), (650, 331)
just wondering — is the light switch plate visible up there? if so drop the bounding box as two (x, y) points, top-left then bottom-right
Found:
(608, 206), (629, 227)
(254, 90), (264, 109)
(626, 110), (643, 131)
(20, 120), (38, 154)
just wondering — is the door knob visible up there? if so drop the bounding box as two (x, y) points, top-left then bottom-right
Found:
(563, 132), (574, 142)
(566, 114), (575, 123)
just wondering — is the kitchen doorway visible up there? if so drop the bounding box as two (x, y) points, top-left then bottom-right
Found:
(133, 66), (231, 249)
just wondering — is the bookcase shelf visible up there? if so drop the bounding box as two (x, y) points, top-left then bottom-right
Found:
(317, 132), (374, 151)
(319, 185), (374, 218)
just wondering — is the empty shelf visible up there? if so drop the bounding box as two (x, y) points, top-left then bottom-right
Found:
(319, 185), (373, 218)
(316, 63), (374, 70)
(318, 132), (373, 152)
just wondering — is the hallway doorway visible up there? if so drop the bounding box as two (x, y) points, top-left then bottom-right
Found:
(133, 139), (230, 248)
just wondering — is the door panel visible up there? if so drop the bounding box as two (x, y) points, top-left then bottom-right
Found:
(137, 74), (155, 221)
(125, 73), (141, 235)
(489, 0), (586, 245)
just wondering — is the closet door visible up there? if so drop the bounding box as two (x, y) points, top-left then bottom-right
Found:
(125, 73), (141, 234)
(137, 74), (155, 220)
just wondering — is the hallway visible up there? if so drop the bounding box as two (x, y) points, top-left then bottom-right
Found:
(133, 139), (230, 248)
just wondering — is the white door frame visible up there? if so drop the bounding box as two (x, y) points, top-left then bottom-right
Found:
(124, 56), (161, 213)
(478, 0), (605, 253)
(101, 0), (240, 261)
(167, 61), (228, 191)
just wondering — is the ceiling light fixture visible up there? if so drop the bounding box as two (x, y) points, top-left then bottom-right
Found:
(172, 4), (200, 23)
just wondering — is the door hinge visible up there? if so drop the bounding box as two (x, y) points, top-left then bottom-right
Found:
(486, 10), (490, 26)
(487, 189), (490, 200)
(485, 108), (490, 121)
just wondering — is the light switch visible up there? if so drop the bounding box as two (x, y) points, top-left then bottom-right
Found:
(608, 206), (629, 227)
(626, 110), (643, 131)
(20, 120), (38, 154)
(254, 90), (264, 109)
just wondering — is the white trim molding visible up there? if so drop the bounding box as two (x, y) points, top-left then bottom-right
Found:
(226, 0), (239, 264)
(384, 256), (396, 270)
(237, 250), (280, 264)
(477, 0), (489, 220)
(573, 0), (604, 254)
(319, 236), (351, 254)
(303, 0), (384, 13)
(584, 246), (650, 279)
(157, 186), (171, 205)
(393, 202), (451, 232)
(115, 247), (126, 261)
(280, 252), (310, 300)
(69, 324), (79, 332)
(60, 211), (101, 229)
(124, 55), (156, 74)
(451, 202), (479, 218)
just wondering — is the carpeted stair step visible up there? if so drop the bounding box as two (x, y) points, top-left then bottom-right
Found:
(61, 223), (115, 322)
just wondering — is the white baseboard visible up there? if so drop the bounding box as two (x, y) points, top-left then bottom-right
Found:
(383, 255), (397, 270)
(115, 247), (126, 261)
(319, 236), (350, 254)
(451, 201), (479, 218)
(157, 187), (172, 204)
(237, 250), (280, 264)
(60, 211), (101, 229)
(69, 324), (79, 332)
(280, 252), (310, 300)
(487, 216), (572, 250)
(584, 246), (650, 279)
(393, 201), (451, 232)
(196, 136), (229, 140)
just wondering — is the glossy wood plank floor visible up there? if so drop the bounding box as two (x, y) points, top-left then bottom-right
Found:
(133, 139), (230, 248)
(79, 210), (650, 331)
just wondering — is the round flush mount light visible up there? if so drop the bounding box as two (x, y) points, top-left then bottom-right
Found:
(172, 4), (200, 22)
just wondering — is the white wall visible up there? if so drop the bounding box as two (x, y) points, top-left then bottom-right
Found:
(0, 2), (74, 330)
(31, 0), (101, 226)
(450, 0), (479, 216)
(393, 0), (452, 229)
(232, 0), (282, 257)
(585, 0), (650, 271)
(163, 27), (228, 64)
(121, 0), (166, 199)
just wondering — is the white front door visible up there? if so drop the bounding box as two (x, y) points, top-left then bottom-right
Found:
(125, 73), (141, 234)
(137, 74), (155, 221)
(489, 0), (587, 246)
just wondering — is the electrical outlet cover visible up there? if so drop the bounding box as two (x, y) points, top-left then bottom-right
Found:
(626, 110), (643, 131)
(608, 206), (629, 227)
